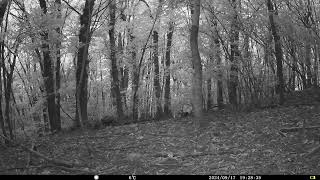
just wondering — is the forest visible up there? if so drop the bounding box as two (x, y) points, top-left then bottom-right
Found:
(0, 0), (320, 175)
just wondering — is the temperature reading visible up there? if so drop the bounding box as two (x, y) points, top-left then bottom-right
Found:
(129, 175), (136, 180)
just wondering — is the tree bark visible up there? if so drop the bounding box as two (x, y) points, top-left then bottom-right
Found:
(152, 30), (162, 119)
(0, 0), (9, 141)
(314, 44), (318, 87)
(212, 20), (223, 109)
(0, 44), (7, 141)
(118, 33), (128, 112)
(305, 42), (312, 88)
(55, 0), (62, 131)
(289, 37), (297, 91)
(130, 34), (139, 121)
(75, 0), (95, 127)
(0, 0), (8, 24)
(304, 0), (313, 88)
(190, 0), (206, 127)
(39, 0), (59, 132)
(164, 21), (174, 116)
(267, 0), (285, 104)
(4, 41), (19, 139)
(229, 0), (239, 106)
(109, 0), (124, 120)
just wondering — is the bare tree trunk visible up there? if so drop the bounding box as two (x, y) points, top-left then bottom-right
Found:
(131, 0), (160, 121)
(100, 63), (105, 108)
(39, 0), (59, 132)
(304, 0), (314, 88)
(75, 0), (95, 127)
(0, 46), (7, 141)
(118, 33), (128, 113)
(207, 78), (212, 110)
(109, 0), (124, 120)
(164, 21), (174, 117)
(229, 0), (239, 107)
(4, 41), (19, 139)
(314, 44), (319, 87)
(305, 42), (312, 88)
(190, 0), (206, 127)
(152, 30), (162, 119)
(0, 0), (8, 24)
(55, 0), (62, 131)
(130, 34), (139, 121)
(267, 0), (285, 104)
(0, 0), (9, 141)
(289, 38), (297, 91)
(212, 20), (223, 109)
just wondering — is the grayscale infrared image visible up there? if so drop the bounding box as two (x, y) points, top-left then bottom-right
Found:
(0, 0), (319, 176)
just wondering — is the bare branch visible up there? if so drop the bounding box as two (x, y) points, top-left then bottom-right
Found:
(61, 0), (81, 15)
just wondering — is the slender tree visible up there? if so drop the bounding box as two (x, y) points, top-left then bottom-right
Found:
(109, 0), (124, 120)
(54, 0), (62, 131)
(118, 32), (129, 112)
(190, 0), (207, 127)
(229, 0), (239, 106)
(213, 20), (223, 109)
(152, 30), (162, 119)
(0, 0), (10, 140)
(304, 0), (313, 88)
(164, 21), (174, 116)
(267, 0), (285, 104)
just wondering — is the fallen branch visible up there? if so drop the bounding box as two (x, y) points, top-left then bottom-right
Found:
(280, 126), (320, 133)
(58, 103), (74, 121)
(304, 144), (320, 158)
(0, 134), (80, 168)
(52, 165), (98, 174)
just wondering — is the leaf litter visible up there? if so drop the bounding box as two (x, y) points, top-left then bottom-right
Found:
(1, 106), (320, 174)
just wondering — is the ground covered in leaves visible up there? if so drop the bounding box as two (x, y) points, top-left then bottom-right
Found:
(1, 103), (320, 175)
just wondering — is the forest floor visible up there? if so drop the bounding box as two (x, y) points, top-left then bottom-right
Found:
(1, 91), (320, 174)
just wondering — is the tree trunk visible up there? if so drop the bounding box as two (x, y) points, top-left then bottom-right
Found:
(305, 42), (312, 88)
(190, 0), (206, 127)
(152, 30), (162, 119)
(267, 0), (285, 104)
(118, 33), (128, 112)
(130, 34), (139, 121)
(55, 0), (61, 131)
(289, 38), (297, 91)
(39, 0), (59, 132)
(75, 0), (95, 127)
(213, 20), (223, 109)
(229, 0), (239, 107)
(0, 48), (7, 140)
(0, 0), (9, 141)
(164, 21), (174, 117)
(100, 63), (105, 108)
(109, 0), (124, 120)
(304, 0), (313, 88)
(207, 78), (212, 110)
(0, 0), (8, 24)
(314, 44), (319, 87)
(131, 0), (162, 121)
(4, 42), (19, 139)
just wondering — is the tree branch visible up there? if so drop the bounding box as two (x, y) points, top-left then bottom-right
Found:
(61, 0), (81, 15)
